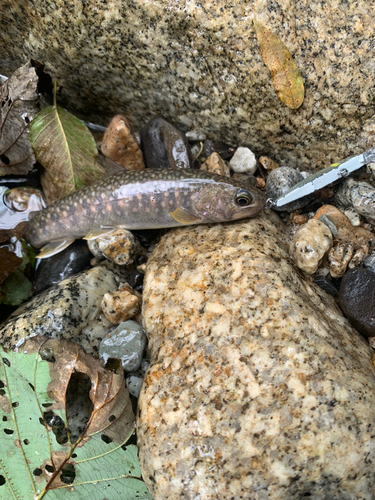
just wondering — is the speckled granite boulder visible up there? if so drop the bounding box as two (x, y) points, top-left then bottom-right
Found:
(0, 265), (123, 355)
(138, 211), (375, 500)
(1, 1), (374, 170)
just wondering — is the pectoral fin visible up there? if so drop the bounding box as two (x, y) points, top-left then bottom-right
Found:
(83, 227), (115, 240)
(169, 207), (202, 225)
(37, 239), (75, 259)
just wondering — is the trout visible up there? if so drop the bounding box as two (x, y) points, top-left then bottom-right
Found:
(24, 169), (265, 258)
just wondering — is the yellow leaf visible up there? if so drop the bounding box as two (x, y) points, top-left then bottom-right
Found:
(253, 19), (304, 109)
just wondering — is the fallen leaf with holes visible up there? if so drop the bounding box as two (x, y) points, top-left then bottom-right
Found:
(0, 61), (40, 176)
(0, 337), (152, 499)
(29, 83), (104, 204)
(253, 20), (304, 109)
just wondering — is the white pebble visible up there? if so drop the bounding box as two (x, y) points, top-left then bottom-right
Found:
(126, 371), (144, 398)
(344, 208), (361, 226)
(229, 147), (257, 174)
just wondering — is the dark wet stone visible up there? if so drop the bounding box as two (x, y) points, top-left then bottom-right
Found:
(125, 269), (144, 293)
(34, 240), (92, 294)
(202, 140), (236, 160)
(313, 275), (339, 297)
(266, 167), (313, 212)
(338, 268), (375, 337)
(140, 116), (193, 170)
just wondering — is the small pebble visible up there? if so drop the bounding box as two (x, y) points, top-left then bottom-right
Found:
(229, 147), (257, 175)
(343, 208), (361, 226)
(101, 114), (145, 171)
(291, 212), (308, 226)
(101, 283), (141, 324)
(366, 162), (375, 181)
(364, 249), (375, 272)
(88, 228), (143, 266)
(348, 244), (371, 269)
(368, 337), (375, 349)
(266, 167), (313, 212)
(258, 156), (279, 172)
(185, 130), (207, 141)
(200, 152), (230, 177)
(141, 358), (150, 371)
(338, 268), (375, 337)
(318, 214), (338, 238)
(99, 320), (147, 371)
(328, 241), (354, 278)
(137, 263), (147, 274)
(126, 370), (144, 398)
(289, 219), (333, 274)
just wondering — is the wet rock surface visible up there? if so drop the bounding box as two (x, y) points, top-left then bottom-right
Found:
(140, 116), (193, 170)
(0, 265), (123, 355)
(138, 212), (375, 500)
(339, 268), (375, 338)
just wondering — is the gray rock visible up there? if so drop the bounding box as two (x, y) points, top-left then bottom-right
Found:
(99, 320), (146, 371)
(339, 268), (375, 338)
(0, 265), (122, 355)
(266, 167), (313, 211)
(1, 3), (375, 171)
(138, 212), (375, 500)
(336, 178), (375, 223)
(364, 249), (375, 272)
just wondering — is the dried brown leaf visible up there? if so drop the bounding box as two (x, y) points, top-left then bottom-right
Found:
(254, 20), (304, 109)
(0, 61), (40, 175)
(27, 337), (134, 449)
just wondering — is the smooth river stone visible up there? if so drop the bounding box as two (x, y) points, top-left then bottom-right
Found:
(138, 211), (375, 500)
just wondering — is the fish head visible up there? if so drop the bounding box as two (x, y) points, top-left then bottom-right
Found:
(192, 178), (266, 222)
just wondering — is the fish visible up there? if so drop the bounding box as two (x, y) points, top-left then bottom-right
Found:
(24, 168), (266, 258)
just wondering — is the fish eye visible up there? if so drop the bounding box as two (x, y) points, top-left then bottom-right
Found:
(235, 189), (253, 207)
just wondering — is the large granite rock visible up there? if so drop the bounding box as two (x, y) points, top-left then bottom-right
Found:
(138, 211), (375, 499)
(0, 265), (123, 355)
(1, 1), (374, 170)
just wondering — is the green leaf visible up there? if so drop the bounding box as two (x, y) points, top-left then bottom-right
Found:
(29, 84), (104, 204)
(0, 338), (153, 500)
(0, 268), (33, 305)
(253, 20), (304, 109)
